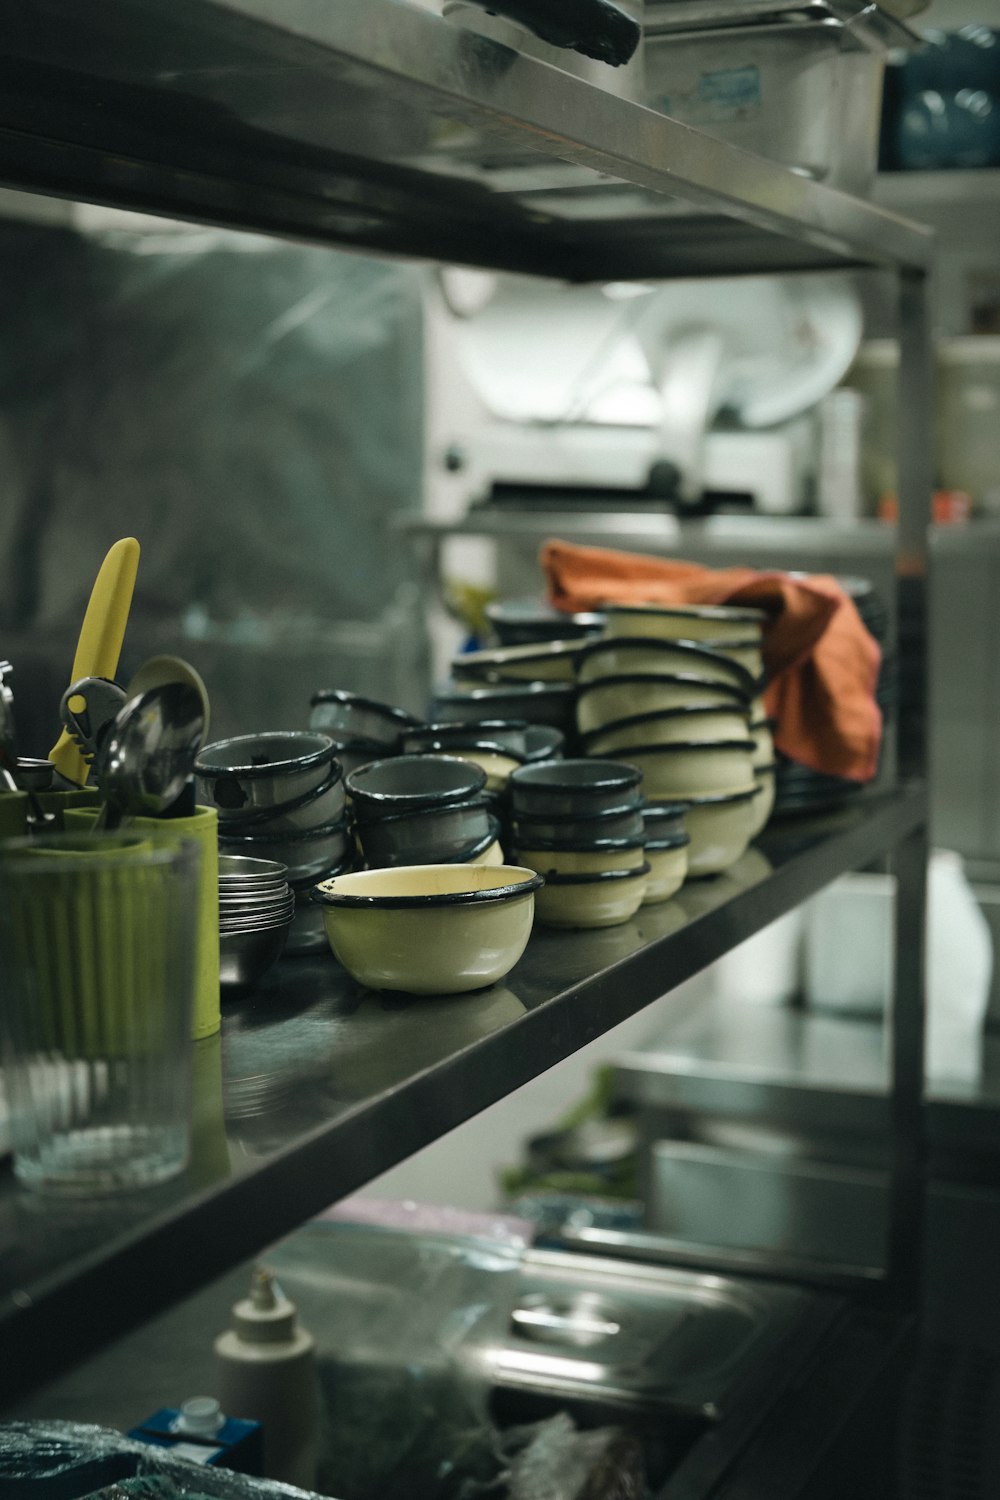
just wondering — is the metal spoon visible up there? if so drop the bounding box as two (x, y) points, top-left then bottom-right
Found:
(94, 682), (206, 832)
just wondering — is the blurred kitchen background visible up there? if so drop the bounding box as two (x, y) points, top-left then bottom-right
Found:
(0, 0), (998, 1222)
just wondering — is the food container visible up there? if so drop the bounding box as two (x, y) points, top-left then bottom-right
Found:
(514, 835), (647, 877)
(219, 816), (351, 884)
(486, 599), (606, 646)
(356, 795), (494, 868)
(510, 759), (643, 819)
(513, 804), (647, 845)
(451, 639), (584, 684)
(312, 863), (543, 993)
(682, 786), (762, 876)
(399, 720), (530, 758)
(644, 1), (920, 197)
(432, 681), (577, 736)
(749, 763), (777, 837)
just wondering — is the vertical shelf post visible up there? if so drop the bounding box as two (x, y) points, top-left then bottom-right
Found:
(887, 268), (933, 1302)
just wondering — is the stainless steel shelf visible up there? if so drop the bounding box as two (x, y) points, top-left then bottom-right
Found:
(0, 0), (932, 278)
(0, 784), (924, 1405)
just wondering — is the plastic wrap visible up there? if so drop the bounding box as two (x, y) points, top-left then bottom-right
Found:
(0, 1420), (324, 1500)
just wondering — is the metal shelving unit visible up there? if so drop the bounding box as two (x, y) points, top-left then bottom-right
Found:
(0, 0), (934, 1456)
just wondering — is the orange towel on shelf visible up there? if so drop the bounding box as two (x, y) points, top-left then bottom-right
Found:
(541, 539), (883, 783)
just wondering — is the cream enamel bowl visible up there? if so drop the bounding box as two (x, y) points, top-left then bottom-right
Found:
(750, 718), (775, 770)
(577, 637), (755, 696)
(682, 787), (762, 876)
(748, 763), (777, 837)
(534, 863), (650, 929)
(611, 740), (756, 799)
(576, 673), (749, 735)
(601, 601), (765, 645)
(514, 837), (646, 877)
(581, 706), (750, 756)
(713, 639), (765, 683)
(312, 863), (543, 994)
(642, 836), (690, 904)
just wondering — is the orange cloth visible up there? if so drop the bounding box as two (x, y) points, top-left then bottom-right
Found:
(541, 539), (882, 783)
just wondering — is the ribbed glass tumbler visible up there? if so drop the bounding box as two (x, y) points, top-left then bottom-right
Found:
(0, 832), (200, 1193)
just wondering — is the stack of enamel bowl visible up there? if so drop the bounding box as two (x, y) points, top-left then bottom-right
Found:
(509, 759), (651, 927)
(196, 731), (350, 955)
(309, 689), (418, 776)
(217, 854), (294, 989)
(434, 640), (582, 743)
(576, 602), (770, 876)
(347, 753), (505, 868)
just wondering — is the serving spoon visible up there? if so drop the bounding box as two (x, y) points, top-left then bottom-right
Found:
(94, 682), (205, 831)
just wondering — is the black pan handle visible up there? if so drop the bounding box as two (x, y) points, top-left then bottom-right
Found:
(461, 0), (641, 66)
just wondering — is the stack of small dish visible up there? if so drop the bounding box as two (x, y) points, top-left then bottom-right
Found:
(218, 854), (294, 989)
(309, 689), (417, 776)
(576, 602), (769, 875)
(196, 731), (351, 954)
(347, 753), (504, 868)
(508, 759), (652, 927)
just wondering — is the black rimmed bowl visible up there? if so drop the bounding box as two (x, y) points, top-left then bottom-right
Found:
(512, 832), (647, 877)
(607, 740), (756, 800)
(451, 639), (584, 685)
(642, 801), (688, 842)
(576, 637), (755, 697)
(642, 832), (691, 905)
(431, 681), (577, 736)
(534, 862), (651, 929)
(524, 725), (566, 763)
(311, 863), (544, 994)
(601, 601), (765, 646)
(347, 754), (488, 825)
(195, 732), (336, 815)
(679, 786), (763, 876)
(321, 735), (387, 779)
(576, 672), (750, 735)
(510, 758), (642, 819)
(309, 689), (418, 747)
(202, 764), (346, 835)
(486, 598), (606, 646)
(512, 803), (646, 845)
(354, 794), (494, 869)
(580, 704), (750, 757)
(399, 720), (530, 758)
(218, 815), (351, 884)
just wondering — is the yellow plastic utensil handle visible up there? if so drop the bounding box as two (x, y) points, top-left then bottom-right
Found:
(49, 537), (141, 786)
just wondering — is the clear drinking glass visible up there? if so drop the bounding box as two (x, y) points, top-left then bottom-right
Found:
(0, 832), (200, 1193)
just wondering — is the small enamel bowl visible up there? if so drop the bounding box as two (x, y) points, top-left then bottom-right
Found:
(309, 689), (418, 747)
(523, 725), (566, 763)
(576, 673), (750, 735)
(610, 741), (756, 799)
(451, 639), (584, 684)
(399, 720), (530, 758)
(576, 637), (755, 697)
(513, 804), (646, 844)
(580, 705), (750, 757)
(347, 754), (487, 824)
(486, 598), (605, 646)
(642, 801), (688, 842)
(432, 681), (577, 735)
(748, 763), (777, 838)
(510, 759), (642, 819)
(642, 835), (690, 904)
(600, 601), (765, 646)
(219, 816), (351, 884)
(534, 863), (651, 929)
(354, 795), (493, 868)
(196, 732), (337, 816)
(311, 863), (543, 994)
(683, 787), (762, 876)
(513, 835), (647, 877)
(406, 738), (526, 794)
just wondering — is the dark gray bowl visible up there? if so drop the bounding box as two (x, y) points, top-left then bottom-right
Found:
(399, 720), (530, 757)
(347, 753), (487, 823)
(355, 794), (493, 868)
(196, 732), (336, 814)
(510, 758), (642, 819)
(309, 689), (418, 746)
(432, 681), (576, 735)
(512, 804), (646, 844)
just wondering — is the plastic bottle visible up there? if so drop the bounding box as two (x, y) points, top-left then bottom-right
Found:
(214, 1266), (320, 1490)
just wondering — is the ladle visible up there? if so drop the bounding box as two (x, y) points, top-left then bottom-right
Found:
(94, 682), (205, 832)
